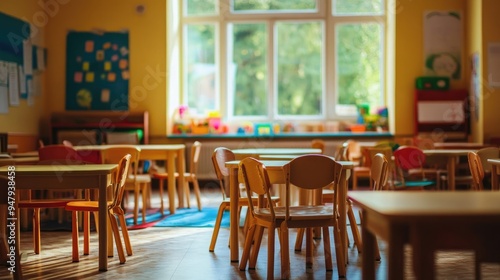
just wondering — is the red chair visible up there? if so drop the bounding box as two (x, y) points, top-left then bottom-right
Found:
(393, 146), (438, 189)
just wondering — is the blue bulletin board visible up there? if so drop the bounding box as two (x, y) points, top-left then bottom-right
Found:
(65, 31), (129, 111)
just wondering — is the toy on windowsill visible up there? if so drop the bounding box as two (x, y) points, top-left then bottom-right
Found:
(172, 105), (192, 134)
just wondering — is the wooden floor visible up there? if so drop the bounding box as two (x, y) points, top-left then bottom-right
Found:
(2, 184), (500, 280)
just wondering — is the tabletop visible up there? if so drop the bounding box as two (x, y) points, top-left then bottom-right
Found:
(348, 191), (500, 219)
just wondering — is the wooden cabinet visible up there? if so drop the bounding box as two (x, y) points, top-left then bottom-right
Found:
(414, 90), (469, 137)
(50, 111), (149, 144)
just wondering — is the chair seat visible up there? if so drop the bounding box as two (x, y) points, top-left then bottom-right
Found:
(19, 199), (76, 208)
(255, 205), (334, 220)
(129, 174), (151, 183)
(394, 180), (435, 188)
(66, 200), (110, 212)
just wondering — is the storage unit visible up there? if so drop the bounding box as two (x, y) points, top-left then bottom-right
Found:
(50, 111), (149, 144)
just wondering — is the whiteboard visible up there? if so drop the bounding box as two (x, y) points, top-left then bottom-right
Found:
(417, 101), (464, 123)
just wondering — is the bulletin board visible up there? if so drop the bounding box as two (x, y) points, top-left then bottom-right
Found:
(65, 31), (129, 111)
(414, 89), (469, 136)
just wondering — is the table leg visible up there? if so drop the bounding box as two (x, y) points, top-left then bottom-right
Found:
(387, 224), (406, 280)
(229, 166), (239, 262)
(447, 156), (456, 191)
(98, 175), (108, 271)
(167, 151), (176, 214)
(338, 168), (349, 274)
(176, 149), (186, 208)
(361, 215), (375, 280)
(492, 165), (499, 190)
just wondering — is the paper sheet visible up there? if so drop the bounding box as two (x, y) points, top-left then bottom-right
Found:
(8, 62), (19, 106)
(0, 86), (8, 113)
(23, 40), (33, 75)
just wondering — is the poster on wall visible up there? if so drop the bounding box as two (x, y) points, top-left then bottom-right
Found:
(423, 11), (462, 80)
(66, 31), (129, 111)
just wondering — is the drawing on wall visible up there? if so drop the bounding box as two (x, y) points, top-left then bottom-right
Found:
(66, 31), (129, 110)
(423, 11), (462, 80)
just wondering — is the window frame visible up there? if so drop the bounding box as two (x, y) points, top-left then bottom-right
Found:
(168, 0), (392, 133)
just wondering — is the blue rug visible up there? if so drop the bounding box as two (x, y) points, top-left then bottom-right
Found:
(154, 207), (230, 228)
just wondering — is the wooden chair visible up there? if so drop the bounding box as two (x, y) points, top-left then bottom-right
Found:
(393, 146), (438, 189)
(355, 153), (390, 259)
(208, 147), (279, 252)
(311, 139), (325, 153)
(152, 141), (202, 211)
(17, 145), (86, 254)
(101, 146), (148, 225)
(0, 175), (23, 280)
(239, 155), (345, 279)
(476, 147), (499, 189)
(346, 140), (371, 190)
(65, 154), (133, 263)
(468, 151), (484, 190)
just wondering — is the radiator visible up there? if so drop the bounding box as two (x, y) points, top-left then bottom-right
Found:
(188, 140), (344, 180)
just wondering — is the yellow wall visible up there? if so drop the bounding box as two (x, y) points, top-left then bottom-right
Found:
(44, 0), (167, 139)
(0, 1), (46, 134)
(3, 0), (500, 143)
(481, 0), (500, 142)
(395, 0), (467, 137)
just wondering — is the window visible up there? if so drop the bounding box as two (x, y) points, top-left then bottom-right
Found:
(168, 0), (391, 128)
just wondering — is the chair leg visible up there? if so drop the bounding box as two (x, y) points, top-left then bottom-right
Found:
(141, 183), (147, 224)
(333, 223), (346, 277)
(267, 225), (275, 280)
(134, 185), (140, 225)
(33, 208), (41, 254)
(347, 202), (362, 253)
(108, 213), (126, 264)
(305, 228), (313, 268)
(323, 226), (333, 271)
(184, 179), (191, 209)
(239, 223), (256, 271)
(209, 203), (226, 252)
(118, 211), (133, 256)
(280, 224), (291, 280)
(192, 177), (202, 211)
(158, 179), (165, 214)
(249, 225), (264, 269)
(83, 211), (90, 255)
(71, 211), (80, 262)
(294, 228), (305, 251)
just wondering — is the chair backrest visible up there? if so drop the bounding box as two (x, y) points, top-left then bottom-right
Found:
(285, 154), (337, 207)
(476, 147), (499, 173)
(468, 151), (484, 190)
(239, 157), (276, 219)
(38, 144), (83, 164)
(344, 140), (362, 163)
(189, 141), (202, 174)
(371, 153), (389, 191)
(393, 146), (426, 171)
(100, 146), (141, 183)
(311, 139), (325, 154)
(211, 147), (236, 200)
(105, 131), (140, 144)
(109, 154), (132, 209)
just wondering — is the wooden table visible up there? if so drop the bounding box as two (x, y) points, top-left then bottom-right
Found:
(487, 158), (500, 190)
(225, 159), (353, 268)
(0, 164), (117, 272)
(0, 157), (39, 166)
(434, 142), (489, 149)
(76, 144), (186, 214)
(423, 149), (475, 190)
(348, 191), (500, 280)
(232, 148), (322, 160)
